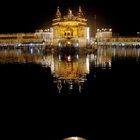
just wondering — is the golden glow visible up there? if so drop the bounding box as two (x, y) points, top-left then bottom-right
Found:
(52, 6), (89, 47)
(53, 21), (87, 38)
(63, 137), (86, 140)
(54, 54), (89, 80)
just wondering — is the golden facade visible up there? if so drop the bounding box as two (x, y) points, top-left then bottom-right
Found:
(52, 6), (90, 47)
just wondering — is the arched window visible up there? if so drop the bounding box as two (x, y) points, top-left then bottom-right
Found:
(68, 32), (70, 36)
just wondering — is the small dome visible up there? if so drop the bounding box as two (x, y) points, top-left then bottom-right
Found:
(63, 136), (86, 140)
(77, 6), (84, 18)
(56, 7), (61, 18)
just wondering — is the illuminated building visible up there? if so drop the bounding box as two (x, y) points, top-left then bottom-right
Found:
(35, 28), (53, 45)
(1, 10), (140, 48)
(96, 28), (112, 39)
(52, 6), (90, 48)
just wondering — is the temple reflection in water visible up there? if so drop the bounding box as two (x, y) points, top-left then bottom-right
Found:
(0, 46), (140, 93)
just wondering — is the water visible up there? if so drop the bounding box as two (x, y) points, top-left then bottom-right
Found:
(0, 46), (140, 139)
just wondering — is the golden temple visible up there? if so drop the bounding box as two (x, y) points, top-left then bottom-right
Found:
(52, 6), (90, 47)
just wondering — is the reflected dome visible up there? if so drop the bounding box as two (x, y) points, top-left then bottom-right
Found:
(63, 136), (86, 140)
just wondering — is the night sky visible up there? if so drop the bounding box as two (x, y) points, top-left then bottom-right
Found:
(0, 0), (139, 36)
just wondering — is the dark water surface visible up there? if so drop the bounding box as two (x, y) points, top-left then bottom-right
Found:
(0, 47), (140, 139)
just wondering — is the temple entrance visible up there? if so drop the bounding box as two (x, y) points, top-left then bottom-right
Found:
(64, 27), (73, 39)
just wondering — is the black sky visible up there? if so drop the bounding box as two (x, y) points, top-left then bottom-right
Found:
(0, 0), (139, 36)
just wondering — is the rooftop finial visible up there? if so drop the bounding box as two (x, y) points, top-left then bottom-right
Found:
(68, 8), (73, 18)
(79, 6), (82, 12)
(68, 8), (71, 14)
(56, 6), (61, 18)
(77, 6), (84, 17)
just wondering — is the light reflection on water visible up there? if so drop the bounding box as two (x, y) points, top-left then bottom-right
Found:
(1, 47), (139, 65)
(0, 46), (140, 93)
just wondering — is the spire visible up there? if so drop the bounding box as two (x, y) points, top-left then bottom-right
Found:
(77, 6), (84, 17)
(79, 6), (82, 13)
(68, 7), (70, 13)
(56, 7), (61, 18)
(68, 8), (73, 18)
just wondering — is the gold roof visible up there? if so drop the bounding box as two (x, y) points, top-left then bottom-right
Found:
(52, 6), (87, 23)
